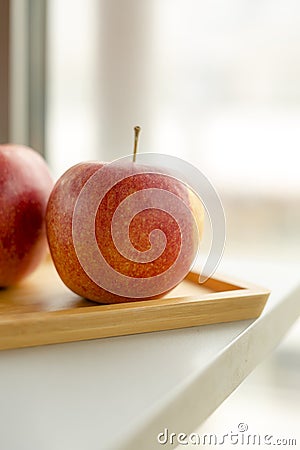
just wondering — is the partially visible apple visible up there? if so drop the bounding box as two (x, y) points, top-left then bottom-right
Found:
(46, 160), (203, 304)
(0, 145), (53, 287)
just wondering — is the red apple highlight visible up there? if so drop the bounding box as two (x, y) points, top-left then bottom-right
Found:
(0, 144), (53, 287)
(46, 160), (203, 303)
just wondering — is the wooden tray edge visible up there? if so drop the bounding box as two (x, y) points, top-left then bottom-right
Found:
(0, 272), (270, 351)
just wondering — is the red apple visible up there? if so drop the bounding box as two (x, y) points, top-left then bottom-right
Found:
(0, 144), (53, 287)
(46, 160), (203, 303)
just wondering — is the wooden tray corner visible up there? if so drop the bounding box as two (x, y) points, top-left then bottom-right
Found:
(0, 260), (270, 351)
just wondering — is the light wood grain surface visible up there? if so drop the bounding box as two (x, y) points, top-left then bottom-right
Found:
(0, 259), (270, 350)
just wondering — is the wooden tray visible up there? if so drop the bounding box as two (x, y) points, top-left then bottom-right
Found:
(0, 260), (270, 351)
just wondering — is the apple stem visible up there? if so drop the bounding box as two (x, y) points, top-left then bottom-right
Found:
(133, 126), (141, 163)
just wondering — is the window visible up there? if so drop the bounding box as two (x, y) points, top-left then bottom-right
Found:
(5, 0), (300, 259)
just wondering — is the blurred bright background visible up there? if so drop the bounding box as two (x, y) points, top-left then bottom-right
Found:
(46, 0), (300, 262)
(1, 0), (299, 446)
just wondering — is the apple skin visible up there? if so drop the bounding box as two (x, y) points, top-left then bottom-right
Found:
(0, 145), (53, 287)
(46, 161), (202, 304)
